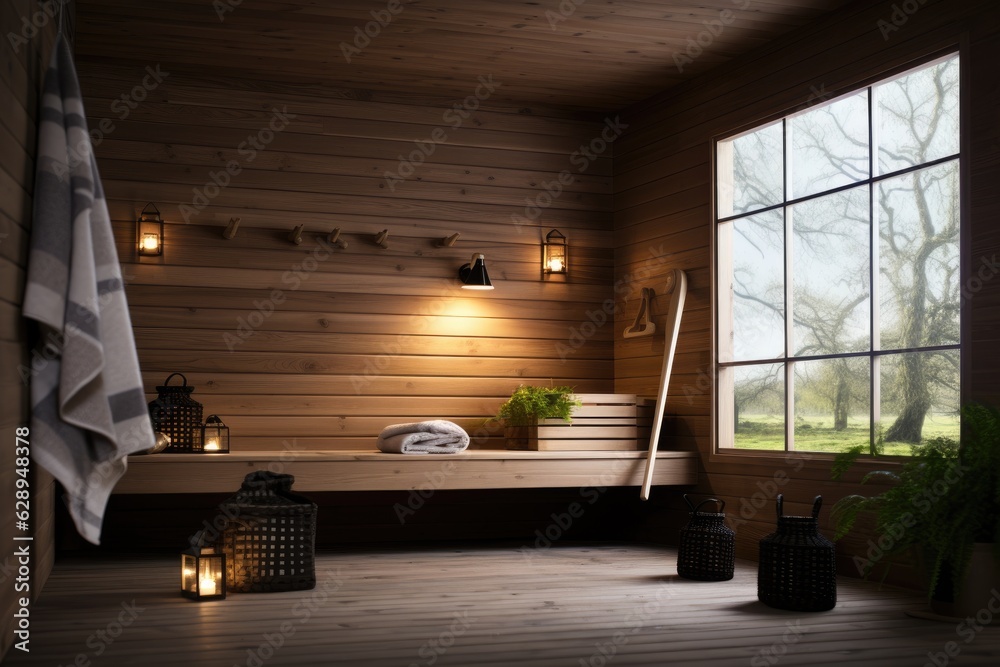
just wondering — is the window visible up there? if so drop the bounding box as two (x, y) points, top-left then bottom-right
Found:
(715, 54), (960, 455)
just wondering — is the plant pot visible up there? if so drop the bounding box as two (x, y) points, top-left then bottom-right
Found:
(504, 424), (534, 450)
(930, 542), (1000, 618)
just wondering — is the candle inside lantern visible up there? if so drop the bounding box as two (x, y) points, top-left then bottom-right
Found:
(200, 577), (217, 596)
(182, 531), (226, 601)
(547, 257), (564, 273)
(204, 438), (220, 451)
(141, 232), (160, 253)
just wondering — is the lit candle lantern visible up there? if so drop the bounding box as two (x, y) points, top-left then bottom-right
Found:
(543, 229), (568, 276)
(136, 203), (164, 257)
(181, 532), (226, 601)
(200, 415), (230, 454)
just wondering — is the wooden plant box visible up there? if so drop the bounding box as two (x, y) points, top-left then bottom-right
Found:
(504, 394), (653, 451)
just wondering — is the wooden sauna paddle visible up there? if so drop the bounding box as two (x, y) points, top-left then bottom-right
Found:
(639, 269), (687, 500)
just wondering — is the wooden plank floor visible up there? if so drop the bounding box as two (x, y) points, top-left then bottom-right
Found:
(6, 544), (999, 666)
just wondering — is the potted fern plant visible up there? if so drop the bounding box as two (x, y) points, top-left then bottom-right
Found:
(831, 403), (1000, 617)
(494, 385), (581, 450)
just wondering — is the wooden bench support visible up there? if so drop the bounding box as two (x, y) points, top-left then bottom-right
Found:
(114, 450), (699, 494)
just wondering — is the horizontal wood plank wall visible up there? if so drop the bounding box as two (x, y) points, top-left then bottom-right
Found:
(0, 0), (64, 659)
(613, 0), (1000, 581)
(73, 20), (617, 453)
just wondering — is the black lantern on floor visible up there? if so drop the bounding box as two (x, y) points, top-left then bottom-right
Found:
(181, 531), (227, 601)
(202, 415), (230, 453)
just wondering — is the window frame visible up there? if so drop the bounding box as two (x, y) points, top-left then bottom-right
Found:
(710, 47), (969, 461)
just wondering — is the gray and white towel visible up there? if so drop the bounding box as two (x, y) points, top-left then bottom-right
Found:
(22, 34), (154, 544)
(377, 420), (470, 454)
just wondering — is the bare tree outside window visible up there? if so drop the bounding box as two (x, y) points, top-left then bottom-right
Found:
(716, 54), (960, 454)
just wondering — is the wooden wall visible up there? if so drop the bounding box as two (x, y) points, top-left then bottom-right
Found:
(613, 0), (1000, 577)
(0, 0), (65, 658)
(72, 13), (618, 452)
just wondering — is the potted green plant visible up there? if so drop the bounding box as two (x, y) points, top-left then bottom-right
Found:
(831, 403), (1000, 616)
(494, 385), (581, 449)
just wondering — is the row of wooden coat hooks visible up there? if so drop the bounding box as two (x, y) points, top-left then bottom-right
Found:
(220, 217), (461, 250)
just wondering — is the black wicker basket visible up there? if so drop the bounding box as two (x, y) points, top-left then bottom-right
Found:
(214, 471), (317, 593)
(148, 373), (203, 453)
(677, 495), (735, 581)
(758, 494), (837, 611)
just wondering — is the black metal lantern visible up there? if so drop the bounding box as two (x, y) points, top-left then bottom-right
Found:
(137, 203), (164, 256)
(181, 532), (227, 601)
(202, 415), (230, 453)
(543, 229), (567, 275)
(148, 373), (204, 453)
(216, 472), (317, 593)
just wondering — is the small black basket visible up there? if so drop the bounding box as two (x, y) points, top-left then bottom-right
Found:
(758, 494), (837, 611)
(214, 471), (317, 594)
(677, 495), (735, 581)
(148, 373), (203, 453)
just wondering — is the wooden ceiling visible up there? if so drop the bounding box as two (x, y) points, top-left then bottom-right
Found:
(75, 0), (853, 114)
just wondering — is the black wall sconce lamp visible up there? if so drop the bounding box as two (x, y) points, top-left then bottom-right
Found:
(458, 253), (494, 290)
(137, 203), (164, 256)
(543, 229), (567, 275)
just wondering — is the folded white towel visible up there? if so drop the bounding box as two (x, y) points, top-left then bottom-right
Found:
(377, 420), (470, 454)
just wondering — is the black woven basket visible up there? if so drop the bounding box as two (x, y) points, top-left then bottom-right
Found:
(214, 471), (317, 593)
(758, 494), (837, 611)
(148, 373), (203, 453)
(677, 495), (735, 581)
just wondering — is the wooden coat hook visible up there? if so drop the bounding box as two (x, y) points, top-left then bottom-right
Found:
(623, 287), (656, 339)
(374, 229), (389, 249)
(288, 224), (305, 245)
(328, 227), (348, 249)
(438, 232), (460, 247)
(222, 217), (240, 239)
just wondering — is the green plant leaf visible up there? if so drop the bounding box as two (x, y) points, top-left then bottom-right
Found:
(495, 385), (581, 426)
(830, 402), (1000, 598)
(831, 445), (866, 481)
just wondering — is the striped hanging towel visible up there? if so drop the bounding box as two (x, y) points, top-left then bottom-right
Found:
(22, 34), (155, 544)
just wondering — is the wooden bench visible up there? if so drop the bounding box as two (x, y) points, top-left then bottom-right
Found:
(114, 450), (699, 494)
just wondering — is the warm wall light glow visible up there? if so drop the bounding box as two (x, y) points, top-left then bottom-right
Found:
(546, 256), (564, 273)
